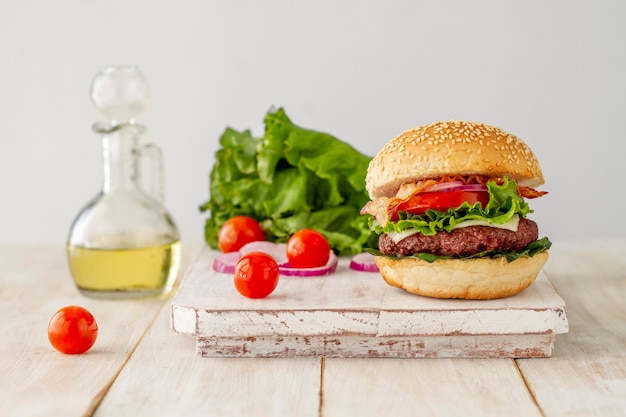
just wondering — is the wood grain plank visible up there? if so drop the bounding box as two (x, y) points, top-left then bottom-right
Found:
(322, 358), (542, 417)
(94, 293), (321, 417)
(0, 246), (168, 417)
(517, 240), (626, 416)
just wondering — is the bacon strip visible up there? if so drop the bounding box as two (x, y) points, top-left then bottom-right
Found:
(517, 186), (548, 199)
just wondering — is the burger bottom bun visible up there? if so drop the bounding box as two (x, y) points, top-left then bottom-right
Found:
(374, 252), (549, 300)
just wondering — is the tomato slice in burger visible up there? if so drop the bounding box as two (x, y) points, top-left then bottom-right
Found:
(392, 190), (490, 218)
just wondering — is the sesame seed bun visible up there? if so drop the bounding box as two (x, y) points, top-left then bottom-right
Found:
(366, 120), (544, 199)
(375, 251), (549, 300)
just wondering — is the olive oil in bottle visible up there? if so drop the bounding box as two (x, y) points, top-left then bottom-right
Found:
(68, 241), (181, 298)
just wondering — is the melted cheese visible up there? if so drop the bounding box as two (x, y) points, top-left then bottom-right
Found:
(388, 215), (520, 244)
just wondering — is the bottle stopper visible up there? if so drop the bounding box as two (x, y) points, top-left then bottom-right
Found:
(90, 65), (150, 127)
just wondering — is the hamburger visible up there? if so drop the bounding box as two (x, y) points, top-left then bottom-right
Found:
(361, 120), (551, 300)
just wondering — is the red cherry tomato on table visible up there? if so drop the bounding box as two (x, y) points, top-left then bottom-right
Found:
(234, 252), (280, 298)
(286, 229), (331, 269)
(47, 306), (98, 354)
(218, 216), (265, 253)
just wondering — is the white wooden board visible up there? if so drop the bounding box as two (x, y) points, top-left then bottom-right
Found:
(170, 247), (568, 358)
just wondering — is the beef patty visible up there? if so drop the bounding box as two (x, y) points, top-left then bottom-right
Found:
(378, 218), (539, 257)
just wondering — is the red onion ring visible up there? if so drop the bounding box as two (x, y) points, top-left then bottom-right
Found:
(279, 253), (338, 277)
(212, 252), (241, 274)
(349, 252), (379, 272)
(239, 241), (288, 264)
(213, 241), (338, 277)
(423, 181), (464, 192)
(423, 182), (487, 193)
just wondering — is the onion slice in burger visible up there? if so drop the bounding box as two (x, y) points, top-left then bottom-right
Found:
(349, 252), (379, 272)
(423, 182), (487, 193)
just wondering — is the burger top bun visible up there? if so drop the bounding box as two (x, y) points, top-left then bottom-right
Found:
(366, 120), (545, 200)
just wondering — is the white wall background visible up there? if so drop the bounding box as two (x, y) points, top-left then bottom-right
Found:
(1, 0), (625, 246)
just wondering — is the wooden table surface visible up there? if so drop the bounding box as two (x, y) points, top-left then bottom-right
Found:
(1, 239), (624, 416)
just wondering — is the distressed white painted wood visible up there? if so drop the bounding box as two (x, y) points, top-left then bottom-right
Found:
(196, 333), (557, 358)
(171, 247), (568, 358)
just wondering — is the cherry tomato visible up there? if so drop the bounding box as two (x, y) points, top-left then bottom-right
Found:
(47, 305), (98, 354)
(392, 190), (490, 219)
(286, 229), (331, 269)
(218, 216), (265, 253)
(234, 252), (279, 298)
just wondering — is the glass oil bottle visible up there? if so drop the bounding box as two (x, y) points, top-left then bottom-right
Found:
(67, 66), (181, 298)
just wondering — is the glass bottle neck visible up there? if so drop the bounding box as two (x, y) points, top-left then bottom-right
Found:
(101, 126), (141, 193)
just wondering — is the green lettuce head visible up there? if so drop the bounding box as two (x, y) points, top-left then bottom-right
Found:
(200, 107), (378, 256)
